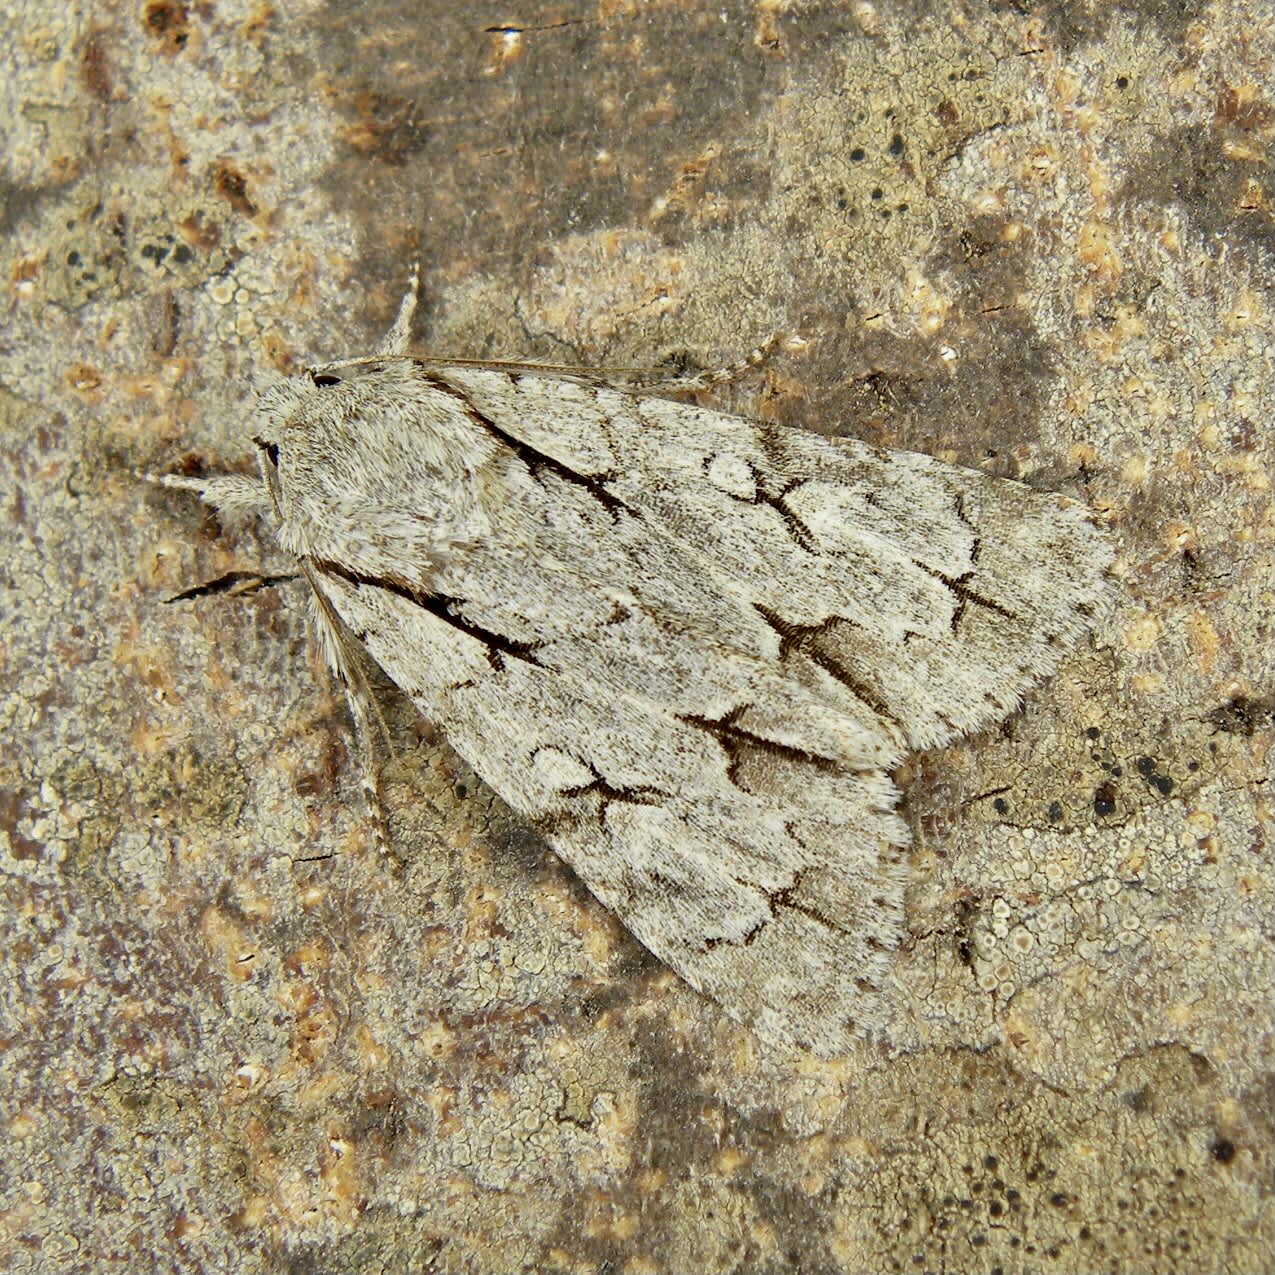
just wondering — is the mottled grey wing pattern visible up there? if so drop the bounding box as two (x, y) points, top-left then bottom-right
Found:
(299, 363), (1109, 1053)
(436, 367), (1112, 753)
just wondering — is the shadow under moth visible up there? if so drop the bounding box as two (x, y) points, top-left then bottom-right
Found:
(153, 276), (1112, 1055)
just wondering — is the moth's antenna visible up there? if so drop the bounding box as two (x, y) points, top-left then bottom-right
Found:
(377, 264), (421, 358)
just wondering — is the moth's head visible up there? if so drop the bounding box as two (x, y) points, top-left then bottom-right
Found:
(249, 357), (405, 510)
(253, 355), (495, 502)
(250, 355), (490, 569)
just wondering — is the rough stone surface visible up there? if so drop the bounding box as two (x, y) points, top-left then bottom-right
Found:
(1, 1), (1270, 1272)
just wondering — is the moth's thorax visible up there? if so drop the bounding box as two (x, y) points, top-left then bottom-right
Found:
(259, 361), (501, 579)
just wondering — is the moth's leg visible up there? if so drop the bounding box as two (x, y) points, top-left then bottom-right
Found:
(305, 575), (396, 852)
(339, 669), (394, 855)
(140, 471), (271, 524)
(377, 264), (420, 358)
(167, 570), (298, 603)
(146, 469), (297, 601)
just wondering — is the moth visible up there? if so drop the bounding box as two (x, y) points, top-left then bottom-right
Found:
(154, 277), (1112, 1054)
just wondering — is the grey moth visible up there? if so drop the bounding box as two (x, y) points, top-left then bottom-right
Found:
(155, 279), (1111, 1054)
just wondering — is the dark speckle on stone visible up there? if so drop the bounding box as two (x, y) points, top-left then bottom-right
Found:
(1093, 783), (1118, 817)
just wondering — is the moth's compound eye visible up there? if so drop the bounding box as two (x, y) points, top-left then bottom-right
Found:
(310, 370), (343, 387)
(252, 436), (281, 468)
